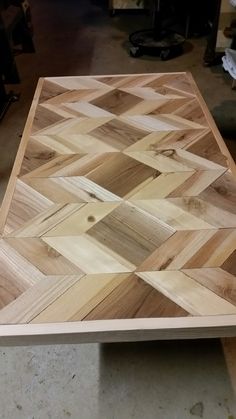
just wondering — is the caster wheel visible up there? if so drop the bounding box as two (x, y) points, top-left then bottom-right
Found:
(9, 91), (20, 102)
(160, 49), (171, 61)
(130, 46), (142, 58)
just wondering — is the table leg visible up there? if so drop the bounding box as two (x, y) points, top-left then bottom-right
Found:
(222, 337), (236, 394)
(0, 77), (19, 120)
(203, 0), (222, 65)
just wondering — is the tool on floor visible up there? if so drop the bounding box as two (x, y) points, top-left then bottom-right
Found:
(0, 77), (19, 121)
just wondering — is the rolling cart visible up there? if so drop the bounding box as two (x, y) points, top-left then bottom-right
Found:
(129, 0), (185, 60)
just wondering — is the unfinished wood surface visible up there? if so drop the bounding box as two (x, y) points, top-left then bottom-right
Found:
(0, 72), (236, 342)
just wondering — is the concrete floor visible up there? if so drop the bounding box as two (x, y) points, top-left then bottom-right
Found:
(0, 1), (236, 417)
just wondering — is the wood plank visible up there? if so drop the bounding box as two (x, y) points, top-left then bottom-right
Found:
(0, 239), (45, 309)
(22, 176), (121, 203)
(137, 271), (236, 315)
(44, 202), (119, 236)
(0, 316), (236, 346)
(5, 237), (84, 275)
(168, 197), (236, 228)
(31, 273), (130, 323)
(42, 235), (136, 273)
(3, 179), (53, 235)
(182, 268), (236, 306)
(137, 230), (216, 271)
(0, 275), (84, 324)
(84, 274), (188, 320)
(134, 199), (215, 230)
(5, 204), (85, 238)
(124, 129), (210, 152)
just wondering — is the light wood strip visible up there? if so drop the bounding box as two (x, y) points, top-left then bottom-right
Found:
(125, 150), (227, 172)
(200, 170), (236, 215)
(20, 138), (59, 176)
(182, 268), (236, 306)
(84, 273), (188, 320)
(42, 235), (136, 273)
(128, 172), (194, 200)
(124, 129), (210, 152)
(6, 204), (84, 237)
(0, 275), (84, 324)
(43, 88), (113, 105)
(3, 179), (53, 236)
(185, 130), (228, 167)
(168, 170), (226, 197)
(44, 202), (119, 236)
(31, 273), (129, 323)
(0, 239), (45, 309)
(23, 176), (122, 203)
(31, 132), (117, 154)
(169, 197), (236, 228)
(137, 230), (216, 271)
(134, 199), (215, 230)
(46, 76), (114, 90)
(122, 114), (204, 132)
(183, 229), (236, 268)
(138, 271), (236, 315)
(5, 237), (84, 275)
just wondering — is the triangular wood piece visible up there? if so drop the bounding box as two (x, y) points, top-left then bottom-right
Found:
(186, 130), (228, 167)
(38, 79), (69, 103)
(20, 138), (59, 176)
(31, 105), (67, 134)
(182, 268), (236, 306)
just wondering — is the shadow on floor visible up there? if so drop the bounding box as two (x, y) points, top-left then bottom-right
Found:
(98, 340), (236, 418)
(212, 100), (236, 139)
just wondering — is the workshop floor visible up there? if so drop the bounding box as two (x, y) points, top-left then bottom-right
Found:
(0, 1), (236, 418)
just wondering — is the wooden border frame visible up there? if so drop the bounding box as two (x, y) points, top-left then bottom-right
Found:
(0, 72), (236, 345)
(0, 78), (44, 234)
(0, 316), (236, 346)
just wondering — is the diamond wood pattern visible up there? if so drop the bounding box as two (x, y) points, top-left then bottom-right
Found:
(0, 72), (236, 343)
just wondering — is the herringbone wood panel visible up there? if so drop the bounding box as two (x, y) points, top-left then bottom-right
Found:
(0, 73), (235, 329)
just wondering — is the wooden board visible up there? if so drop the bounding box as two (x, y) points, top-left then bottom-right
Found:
(109, 1), (144, 10)
(0, 72), (236, 344)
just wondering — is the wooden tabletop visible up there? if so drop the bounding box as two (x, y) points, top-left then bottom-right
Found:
(0, 72), (235, 344)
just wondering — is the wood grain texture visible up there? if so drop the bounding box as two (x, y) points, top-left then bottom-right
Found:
(0, 72), (236, 342)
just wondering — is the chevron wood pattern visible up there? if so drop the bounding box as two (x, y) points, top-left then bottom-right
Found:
(0, 72), (236, 342)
